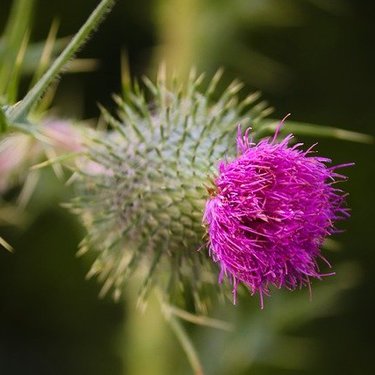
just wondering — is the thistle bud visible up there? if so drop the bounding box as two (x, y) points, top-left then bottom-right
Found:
(70, 72), (271, 309)
(70, 72), (351, 309)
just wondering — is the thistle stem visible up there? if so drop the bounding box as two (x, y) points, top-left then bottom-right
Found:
(8, 0), (116, 123)
(161, 301), (205, 375)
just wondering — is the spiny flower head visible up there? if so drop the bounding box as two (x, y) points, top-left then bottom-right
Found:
(69, 70), (272, 310)
(204, 121), (352, 307)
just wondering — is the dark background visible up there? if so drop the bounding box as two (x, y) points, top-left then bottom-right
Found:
(1, 0), (374, 374)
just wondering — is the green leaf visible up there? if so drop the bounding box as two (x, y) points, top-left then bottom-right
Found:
(257, 119), (373, 144)
(0, 106), (8, 133)
(0, 0), (35, 98)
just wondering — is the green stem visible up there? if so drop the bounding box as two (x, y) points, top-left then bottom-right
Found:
(161, 302), (205, 375)
(8, 0), (116, 123)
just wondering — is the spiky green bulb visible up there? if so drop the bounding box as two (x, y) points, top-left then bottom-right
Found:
(69, 70), (271, 309)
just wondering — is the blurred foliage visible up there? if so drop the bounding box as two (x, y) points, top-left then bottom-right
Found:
(0, 0), (374, 375)
(0, 171), (123, 375)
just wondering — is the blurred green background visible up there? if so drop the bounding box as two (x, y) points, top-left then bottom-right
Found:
(0, 0), (374, 374)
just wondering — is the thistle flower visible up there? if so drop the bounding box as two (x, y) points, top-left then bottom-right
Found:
(0, 119), (82, 193)
(69, 70), (273, 309)
(203, 121), (352, 307)
(69, 70), (356, 309)
(0, 133), (39, 193)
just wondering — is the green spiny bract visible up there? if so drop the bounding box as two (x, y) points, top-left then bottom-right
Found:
(69, 70), (272, 311)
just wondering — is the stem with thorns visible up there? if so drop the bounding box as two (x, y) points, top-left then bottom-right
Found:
(8, 0), (116, 123)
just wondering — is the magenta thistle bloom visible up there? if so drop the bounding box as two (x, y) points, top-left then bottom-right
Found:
(203, 121), (352, 307)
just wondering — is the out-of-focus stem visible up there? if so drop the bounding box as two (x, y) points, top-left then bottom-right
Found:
(160, 298), (205, 375)
(123, 284), (173, 375)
